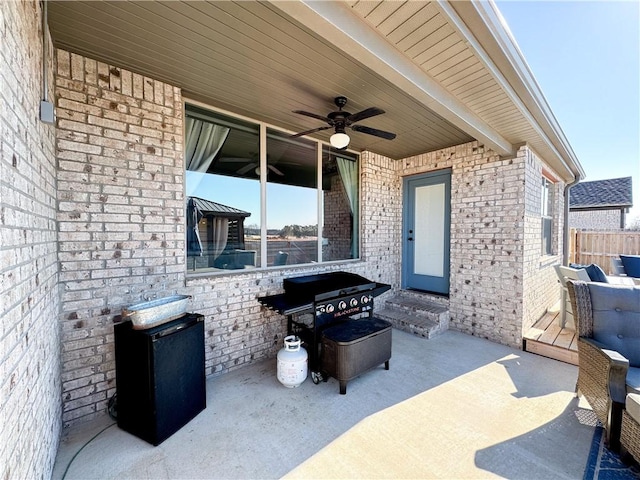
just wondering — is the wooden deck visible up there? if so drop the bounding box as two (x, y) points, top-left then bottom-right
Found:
(523, 310), (578, 365)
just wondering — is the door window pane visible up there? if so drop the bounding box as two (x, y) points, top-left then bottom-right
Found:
(414, 183), (445, 277)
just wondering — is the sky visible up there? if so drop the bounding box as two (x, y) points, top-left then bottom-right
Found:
(495, 0), (640, 223)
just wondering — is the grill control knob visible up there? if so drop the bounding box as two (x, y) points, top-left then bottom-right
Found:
(350, 298), (358, 307)
(338, 301), (347, 310)
(361, 295), (369, 304)
(327, 304), (335, 313)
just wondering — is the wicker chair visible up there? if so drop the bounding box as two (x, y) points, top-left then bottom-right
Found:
(566, 280), (640, 451)
(621, 394), (640, 462)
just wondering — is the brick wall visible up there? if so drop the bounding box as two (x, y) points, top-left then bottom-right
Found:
(55, 50), (185, 426)
(520, 147), (564, 332)
(359, 151), (402, 283)
(570, 209), (623, 231)
(0, 1), (61, 479)
(399, 143), (528, 347)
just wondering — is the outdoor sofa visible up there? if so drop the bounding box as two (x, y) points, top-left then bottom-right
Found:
(567, 280), (640, 451)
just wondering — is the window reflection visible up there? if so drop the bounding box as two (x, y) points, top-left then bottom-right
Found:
(185, 106), (261, 272)
(266, 129), (317, 266)
(322, 147), (359, 261)
(184, 104), (360, 274)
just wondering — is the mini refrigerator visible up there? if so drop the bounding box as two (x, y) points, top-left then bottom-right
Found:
(114, 313), (206, 445)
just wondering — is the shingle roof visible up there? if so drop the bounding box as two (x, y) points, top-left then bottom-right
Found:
(569, 177), (633, 209)
(189, 196), (251, 218)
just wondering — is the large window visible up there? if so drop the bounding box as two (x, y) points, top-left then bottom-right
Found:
(185, 104), (359, 273)
(541, 177), (554, 255)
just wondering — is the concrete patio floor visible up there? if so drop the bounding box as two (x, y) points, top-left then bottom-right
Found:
(53, 329), (596, 479)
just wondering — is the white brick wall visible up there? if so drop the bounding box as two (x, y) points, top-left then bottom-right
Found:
(400, 143), (530, 347)
(55, 50), (185, 426)
(520, 147), (564, 332)
(0, 1), (61, 479)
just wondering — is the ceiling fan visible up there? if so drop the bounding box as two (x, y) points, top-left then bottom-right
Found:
(291, 96), (396, 149)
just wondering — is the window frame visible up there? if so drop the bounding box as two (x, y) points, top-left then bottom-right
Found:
(541, 176), (554, 256)
(183, 99), (361, 275)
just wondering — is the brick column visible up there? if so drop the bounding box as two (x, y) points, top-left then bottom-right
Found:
(55, 50), (185, 425)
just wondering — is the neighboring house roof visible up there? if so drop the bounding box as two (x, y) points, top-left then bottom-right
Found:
(47, 0), (584, 182)
(569, 177), (633, 209)
(190, 197), (251, 218)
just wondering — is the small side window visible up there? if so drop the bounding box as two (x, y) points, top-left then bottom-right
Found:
(541, 177), (554, 255)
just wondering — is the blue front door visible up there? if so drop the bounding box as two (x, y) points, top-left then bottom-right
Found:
(402, 170), (451, 294)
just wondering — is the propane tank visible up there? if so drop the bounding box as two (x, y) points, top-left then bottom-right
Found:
(277, 335), (308, 388)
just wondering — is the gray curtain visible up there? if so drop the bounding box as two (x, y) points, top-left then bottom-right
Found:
(337, 157), (359, 258)
(211, 217), (229, 261)
(185, 117), (230, 172)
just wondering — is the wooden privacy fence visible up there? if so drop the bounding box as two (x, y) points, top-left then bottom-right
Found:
(569, 229), (640, 274)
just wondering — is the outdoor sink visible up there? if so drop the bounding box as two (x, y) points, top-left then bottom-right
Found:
(122, 295), (191, 330)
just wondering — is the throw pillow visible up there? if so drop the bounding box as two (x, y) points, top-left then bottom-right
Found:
(620, 255), (640, 278)
(569, 263), (609, 283)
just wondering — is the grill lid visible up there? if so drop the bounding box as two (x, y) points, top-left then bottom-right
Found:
(283, 272), (376, 302)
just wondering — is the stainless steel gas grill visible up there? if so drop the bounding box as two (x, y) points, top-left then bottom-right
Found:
(258, 272), (391, 392)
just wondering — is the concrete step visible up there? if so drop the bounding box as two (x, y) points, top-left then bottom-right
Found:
(375, 293), (449, 339)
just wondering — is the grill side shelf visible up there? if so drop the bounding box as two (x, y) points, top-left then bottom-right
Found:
(256, 293), (311, 316)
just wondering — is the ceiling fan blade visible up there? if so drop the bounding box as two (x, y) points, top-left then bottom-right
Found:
(351, 124), (396, 140)
(290, 126), (331, 138)
(268, 165), (284, 176)
(292, 110), (330, 122)
(347, 107), (385, 124)
(236, 162), (258, 175)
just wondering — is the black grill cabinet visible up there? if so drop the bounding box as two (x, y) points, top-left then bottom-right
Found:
(321, 317), (392, 394)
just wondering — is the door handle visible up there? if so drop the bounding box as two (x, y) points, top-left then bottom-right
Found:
(408, 237), (413, 241)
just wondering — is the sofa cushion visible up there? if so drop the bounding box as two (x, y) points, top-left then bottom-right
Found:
(626, 392), (640, 421)
(620, 255), (640, 278)
(627, 368), (640, 396)
(570, 263), (609, 283)
(588, 283), (640, 367)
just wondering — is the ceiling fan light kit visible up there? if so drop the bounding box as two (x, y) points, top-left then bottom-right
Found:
(292, 96), (396, 149)
(330, 131), (350, 149)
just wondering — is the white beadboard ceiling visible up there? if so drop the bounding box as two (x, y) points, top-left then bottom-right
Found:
(47, 0), (583, 180)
